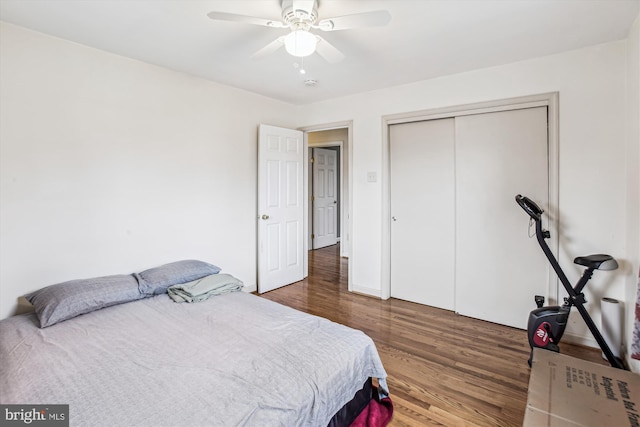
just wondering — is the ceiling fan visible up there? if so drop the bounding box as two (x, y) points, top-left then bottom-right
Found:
(207, 0), (391, 63)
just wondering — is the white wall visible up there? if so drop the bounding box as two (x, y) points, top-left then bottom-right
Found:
(0, 23), (297, 319)
(298, 39), (632, 350)
(625, 13), (640, 372)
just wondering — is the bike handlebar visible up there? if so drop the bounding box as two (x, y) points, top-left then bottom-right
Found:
(515, 194), (544, 221)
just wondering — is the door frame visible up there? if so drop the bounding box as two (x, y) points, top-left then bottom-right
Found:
(301, 121), (353, 289)
(381, 92), (560, 302)
(309, 142), (343, 251)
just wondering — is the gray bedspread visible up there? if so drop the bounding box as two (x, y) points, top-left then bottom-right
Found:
(0, 291), (388, 426)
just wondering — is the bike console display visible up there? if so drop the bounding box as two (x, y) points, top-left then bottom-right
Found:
(515, 194), (543, 221)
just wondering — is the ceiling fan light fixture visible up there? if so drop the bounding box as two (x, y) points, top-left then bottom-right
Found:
(284, 30), (317, 57)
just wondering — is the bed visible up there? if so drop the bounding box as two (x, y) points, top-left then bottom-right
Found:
(0, 260), (391, 426)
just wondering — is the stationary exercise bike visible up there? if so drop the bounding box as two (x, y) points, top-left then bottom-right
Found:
(515, 195), (625, 370)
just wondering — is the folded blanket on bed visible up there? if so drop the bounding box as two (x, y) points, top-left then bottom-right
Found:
(167, 274), (243, 303)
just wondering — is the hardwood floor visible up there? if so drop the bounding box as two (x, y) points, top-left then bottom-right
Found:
(259, 244), (606, 427)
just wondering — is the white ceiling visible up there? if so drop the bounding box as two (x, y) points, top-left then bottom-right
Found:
(1, 0), (638, 105)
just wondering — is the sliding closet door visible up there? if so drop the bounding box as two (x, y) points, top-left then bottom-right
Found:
(389, 118), (455, 310)
(455, 107), (549, 329)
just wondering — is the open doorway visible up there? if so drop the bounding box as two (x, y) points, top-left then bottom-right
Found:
(311, 146), (340, 249)
(307, 127), (349, 262)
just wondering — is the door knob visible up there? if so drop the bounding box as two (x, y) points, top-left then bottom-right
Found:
(333, 200), (337, 204)
(261, 214), (269, 220)
(392, 216), (397, 221)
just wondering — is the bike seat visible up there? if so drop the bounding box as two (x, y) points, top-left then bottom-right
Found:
(573, 254), (618, 271)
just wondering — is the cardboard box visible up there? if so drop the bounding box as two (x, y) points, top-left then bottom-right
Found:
(524, 348), (640, 426)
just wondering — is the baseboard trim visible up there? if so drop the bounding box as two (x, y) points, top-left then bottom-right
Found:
(243, 283), (257, 294)
(562, 332), (598, 349)
(351, 284), (382, 299)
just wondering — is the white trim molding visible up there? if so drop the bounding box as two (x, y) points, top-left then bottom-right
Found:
(381, 92), (560, 303)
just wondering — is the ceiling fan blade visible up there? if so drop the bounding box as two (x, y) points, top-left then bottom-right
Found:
(252, 36), (286, 60)
(207, 11), (286, 28)
(315, 36), (345, 63)
(316, 10), (391, 31)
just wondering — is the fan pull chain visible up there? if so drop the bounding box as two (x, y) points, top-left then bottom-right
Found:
(300, 56), (306, 74)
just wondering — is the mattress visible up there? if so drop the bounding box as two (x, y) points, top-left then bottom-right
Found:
(0, 291), (388, 426)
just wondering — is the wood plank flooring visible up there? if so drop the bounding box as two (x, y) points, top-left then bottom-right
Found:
(258, 244), (606, 427)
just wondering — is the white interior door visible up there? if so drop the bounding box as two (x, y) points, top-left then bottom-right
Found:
(389, 118), (456, 310)
(312, 148), (338, 249)
(455, 107), (549, 329)
(258, 124), (305, 293)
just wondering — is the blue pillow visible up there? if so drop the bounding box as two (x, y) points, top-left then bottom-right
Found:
(26, 274), (143, 328)
(135, 260), (221, 296)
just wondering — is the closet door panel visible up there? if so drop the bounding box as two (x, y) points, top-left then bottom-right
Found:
(455, 107), (549, 329)
(389, 118), (455, 310)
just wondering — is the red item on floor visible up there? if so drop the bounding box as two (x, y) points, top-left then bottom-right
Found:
(349, 392), (394, 427)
